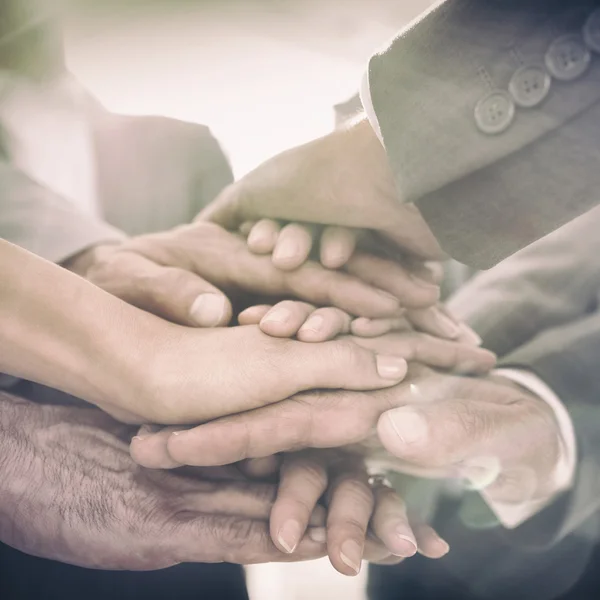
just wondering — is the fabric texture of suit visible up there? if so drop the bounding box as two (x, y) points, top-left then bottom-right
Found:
(368, 0), (600, 268)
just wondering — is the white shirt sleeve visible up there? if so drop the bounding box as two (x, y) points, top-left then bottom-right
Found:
(482, 368), (577, 529)
(359, 70), (384, 143)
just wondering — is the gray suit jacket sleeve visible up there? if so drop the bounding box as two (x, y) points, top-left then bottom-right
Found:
(369, 0), (600, 268)
(447, 207), (600, 544)
(497, 311), (600, 545)
(0, 161), (124, 263)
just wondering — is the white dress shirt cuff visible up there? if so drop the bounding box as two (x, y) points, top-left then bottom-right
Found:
(359, 70), (384, 144)
(481, 368), (577, 529)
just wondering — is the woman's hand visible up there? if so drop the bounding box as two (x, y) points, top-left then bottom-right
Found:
(109, 323), (410, 425)
(238, 301), (494, 373)
(0, 241), (407, 427)
(252, 450), (449, 576)
(240, 220), (480, 343)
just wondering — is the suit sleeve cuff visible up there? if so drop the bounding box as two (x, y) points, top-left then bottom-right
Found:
(480, 368), (576, 529)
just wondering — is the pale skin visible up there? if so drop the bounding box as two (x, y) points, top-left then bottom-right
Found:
(200, 117), (446, 262)
(1, 240), (413, 425)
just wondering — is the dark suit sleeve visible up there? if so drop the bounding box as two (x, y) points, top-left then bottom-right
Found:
(368, 0), (600, 268)
(496, 312), (600, 545)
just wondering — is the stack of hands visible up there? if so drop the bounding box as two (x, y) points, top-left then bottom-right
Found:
(2, 121), (563, 576)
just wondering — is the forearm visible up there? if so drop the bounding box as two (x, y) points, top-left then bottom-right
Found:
(0, 240), (155, 414)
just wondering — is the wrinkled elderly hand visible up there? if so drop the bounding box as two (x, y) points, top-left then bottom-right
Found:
(200, 118), (445, 261)
(0, 392), (326, 569)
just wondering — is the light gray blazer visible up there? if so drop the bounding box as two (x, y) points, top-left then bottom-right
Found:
(368, 0), (600, 268)
(0, 97), (233, 262)
(448, 205), (600, 547)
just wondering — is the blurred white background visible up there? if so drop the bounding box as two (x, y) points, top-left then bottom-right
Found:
(65, 1), (432, 598)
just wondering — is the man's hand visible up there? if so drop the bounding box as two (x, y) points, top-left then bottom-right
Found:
(131, 366), (563, 509)
(0, 392), (325, 569)
(377, 369), (564, 505)
(66, 221), (441, 327)
(200, 118), (445, 261)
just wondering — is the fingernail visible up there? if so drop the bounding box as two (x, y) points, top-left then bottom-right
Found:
(340, 540), (363, 575)
(391, 529), (418, 557)
(273, 239), (299, 262)
(386, 408), (429, 445)
(190, 293), (227, 327)
(376, 356), (408, 380)
(424, 261), (445, 282)
(308, 527), (327, 544)
(432, 535), (450, 556)
(133, 424), (161, 441)
(410, 272), (440, 292)
(458, 323), (482, 346)
(277, 520), (303, 554)
(262, 306), (291, 324)
(433, 310), (461, 339)
(454, 359), (479, 375)
(247, 226), (270, 249)
(299, 314), (325, 334)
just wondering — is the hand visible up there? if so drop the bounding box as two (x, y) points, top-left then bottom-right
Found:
(243, 219), (357, 270)
(200, 118), (445, 261)
(158, 367), (562, 507)
(240, 222), (479, 343)
(376, 369), (564, 505)
(241, 299), (483, 345)
(67, 222), (439, 325)
(129, 334), (496, 465)
(107, 323), (411, 425)
(263, 450), (449, 576)
(0, 392), (326, 569)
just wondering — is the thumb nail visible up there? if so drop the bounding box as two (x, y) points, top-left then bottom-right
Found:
(376, 356), (408, 380)
(385, 408), (429, 445)
(457, 323), (483, 346)
(190, 293), (227, 327)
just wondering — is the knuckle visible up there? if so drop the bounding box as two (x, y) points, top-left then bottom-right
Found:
(284, 458), (327, 492)
(333, 476), (374, 509)
(329, 339), (365, 368)
(219, 518), (271, 564)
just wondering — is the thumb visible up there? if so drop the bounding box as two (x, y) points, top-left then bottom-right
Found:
(111, 253), (232, 327)
(196, 183), (246, 229)
(376, 398), (502, 469)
